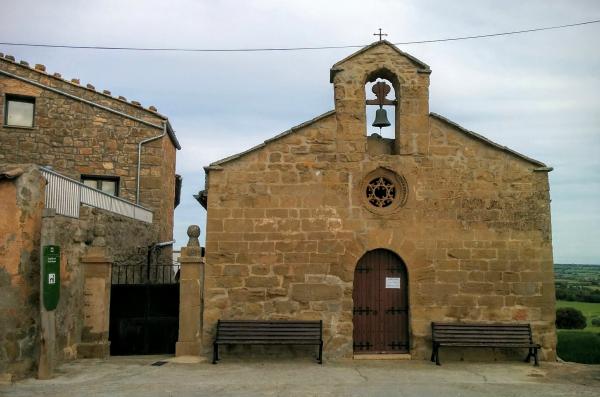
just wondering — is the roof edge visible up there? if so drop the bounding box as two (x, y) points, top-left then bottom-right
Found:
(209, 110), (336, 168)
(165, 120), (181, 150)
(0, 55), (169, 119)
(430, 112), (547, 168)
(0, 67), (181, 149)
(330, 40), (431, 83)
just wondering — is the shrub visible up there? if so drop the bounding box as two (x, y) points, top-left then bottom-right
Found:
(591, 317), (600, 327)
(556, 307), (587, 329)
(557, 331), (600, 364)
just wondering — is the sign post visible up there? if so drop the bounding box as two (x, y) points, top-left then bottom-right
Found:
(38, 209), (58, 380)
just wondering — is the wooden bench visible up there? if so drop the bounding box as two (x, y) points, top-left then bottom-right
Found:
(431, 322), (540, 366)
(213, 320), (323, 364)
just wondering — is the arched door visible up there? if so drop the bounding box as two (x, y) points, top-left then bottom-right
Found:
(353, 249), (409, 354)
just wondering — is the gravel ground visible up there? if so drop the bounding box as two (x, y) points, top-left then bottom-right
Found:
(1, 356), (599, 397)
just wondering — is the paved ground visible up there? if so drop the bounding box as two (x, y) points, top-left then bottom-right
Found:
(1, 356), (599, 397)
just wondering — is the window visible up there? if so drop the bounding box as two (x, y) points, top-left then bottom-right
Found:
(4, 95), (35, 127)
(360, 168), (408, 215)
(81, 175), (119, 196)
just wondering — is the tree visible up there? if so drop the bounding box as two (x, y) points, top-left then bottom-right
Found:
(556, 307), (587, 329)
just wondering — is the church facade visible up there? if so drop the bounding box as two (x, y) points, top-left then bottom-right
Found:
(201, 41), (556, 361)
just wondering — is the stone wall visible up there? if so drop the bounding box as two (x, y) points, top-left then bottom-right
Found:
(0, 165), (161, 380)
(0, 56), (177, 243)
(51, 207), (160, 363)
(203, 42), (556, 362)
(0, 165), (44, 379)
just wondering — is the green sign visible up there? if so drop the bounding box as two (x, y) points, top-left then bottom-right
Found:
(42, 245), (60, 311)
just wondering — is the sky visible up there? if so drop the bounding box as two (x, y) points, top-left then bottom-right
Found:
(1, 0), (599, 264)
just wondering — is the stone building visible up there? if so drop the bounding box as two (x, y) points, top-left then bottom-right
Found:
(200, 41), (556, 361)
(0, 53), (181, 240)
(0, 54), (181, 379)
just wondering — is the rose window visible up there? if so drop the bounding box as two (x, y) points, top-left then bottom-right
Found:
(366, 177), (396, 208)
(360, 169), (408, 214)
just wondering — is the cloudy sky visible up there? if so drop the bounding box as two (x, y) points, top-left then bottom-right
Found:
(2, 0), (599, 264)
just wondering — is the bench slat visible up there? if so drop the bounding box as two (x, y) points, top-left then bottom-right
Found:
(219, 332), (321, 339)
(217, 340), (321, 345)
(433, 326), (530, 331)
(433, 323), (530, 326)
(434, 335), (531, 340)
(440, 342), (539, 347)
(434, 332), (531, 336)
(435, 330), (530, 333)
(219, 326), (320, 330)
(218, 321), (320, 325)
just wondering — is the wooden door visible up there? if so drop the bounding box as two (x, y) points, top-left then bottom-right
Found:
(353, 249), (409, 354)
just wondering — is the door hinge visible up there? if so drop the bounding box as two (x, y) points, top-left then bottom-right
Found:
(353, 341), (373, 350)
(385, 307), (407, 314)
(353, 306), (378, 315)
(387, 341), (408, 350)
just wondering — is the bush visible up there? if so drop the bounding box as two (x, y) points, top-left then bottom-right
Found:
(591, 317), (600, 327)
(557, 331), (600, 364)
(556, 307), (587, 329)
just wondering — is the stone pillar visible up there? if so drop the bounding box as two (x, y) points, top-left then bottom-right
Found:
(78, 246), (112, 358)
(176, 225), (204, 356)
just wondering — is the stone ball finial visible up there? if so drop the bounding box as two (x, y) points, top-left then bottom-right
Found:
(187, 225), (200, 247)
(92, 224), (106, 247)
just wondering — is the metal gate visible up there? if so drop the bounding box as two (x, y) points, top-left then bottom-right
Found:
(109, 263), (180, 355)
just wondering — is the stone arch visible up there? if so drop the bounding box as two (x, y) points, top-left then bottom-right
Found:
(365, 67), (403, 94)
(364, 68), (403, 151)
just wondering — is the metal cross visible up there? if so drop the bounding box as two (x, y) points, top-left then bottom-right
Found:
(374, 28), (388, 41)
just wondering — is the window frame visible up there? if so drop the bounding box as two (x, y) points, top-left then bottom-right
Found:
(360, 167), (408, 215)
(80, 174), (120, 197)
(4, 94), (36, 128)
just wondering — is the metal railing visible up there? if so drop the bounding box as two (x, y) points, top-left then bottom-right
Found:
(40, 167), (153, 223)
(111, 263), (181, 285)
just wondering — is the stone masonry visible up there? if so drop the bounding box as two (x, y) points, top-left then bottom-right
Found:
(202, 41), (556, 361)
(0, 54), (179, 243)
(0, 165), (162, 379)
(0, 54), (181, 379)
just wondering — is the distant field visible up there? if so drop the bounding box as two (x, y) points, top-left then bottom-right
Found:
(556, 300), (600, 332)
(554, 264), (600, 303)
(555, 263), (600, 284)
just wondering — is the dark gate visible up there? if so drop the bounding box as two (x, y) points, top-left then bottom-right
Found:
(353, 249), (409, 354)
(109, 263), (180, 355)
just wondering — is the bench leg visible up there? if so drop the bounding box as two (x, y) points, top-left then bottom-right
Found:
(212, 343), (218, 364)
(318, 341), (323, 364)
(533, 348), (539, 367)
(524, 348), (532, 363)
(431, 344), (436, 362)
(435, 344), (441, 366)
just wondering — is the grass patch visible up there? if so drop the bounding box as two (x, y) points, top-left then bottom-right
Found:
(556, 300), (600, 332)
(557, 330), (600, 364)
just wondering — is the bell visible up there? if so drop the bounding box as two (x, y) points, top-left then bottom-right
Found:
(372, 108), (391, 128)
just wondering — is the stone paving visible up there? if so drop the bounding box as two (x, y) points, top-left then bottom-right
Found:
(1, 356), (599, 397)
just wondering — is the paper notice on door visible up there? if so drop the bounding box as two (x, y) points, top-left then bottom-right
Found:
(385, 277), (401, 289)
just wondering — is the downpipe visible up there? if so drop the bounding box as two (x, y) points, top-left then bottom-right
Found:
(136, 121), (167, 205)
